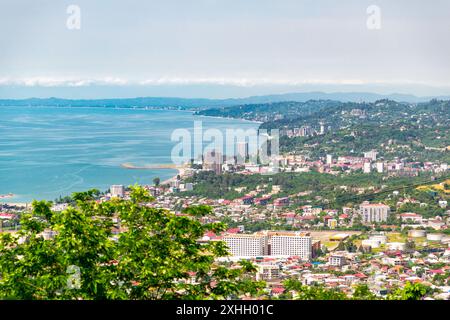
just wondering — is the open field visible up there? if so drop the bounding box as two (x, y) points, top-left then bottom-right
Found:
(307, 230), (362, 250)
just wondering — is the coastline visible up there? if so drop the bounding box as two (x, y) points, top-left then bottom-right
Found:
(0, 107), (257, 201)
(0, 201), (29, 208)
(195, 114), (263, 125)
(161, 168), (185, 185)
(0, 193), (15, 199)
(120, 163), (184, 186)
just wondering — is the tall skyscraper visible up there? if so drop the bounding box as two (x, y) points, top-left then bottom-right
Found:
(236, 141), (249, 164)
(203, 150), (223, 175)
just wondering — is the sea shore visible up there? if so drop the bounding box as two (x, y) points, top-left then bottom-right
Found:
(161, 168), (186, 185)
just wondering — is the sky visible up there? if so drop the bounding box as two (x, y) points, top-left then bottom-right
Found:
(1, 0), (450, 99)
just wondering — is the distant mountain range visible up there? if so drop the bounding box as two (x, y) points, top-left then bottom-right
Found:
(0, 92), (448, 109)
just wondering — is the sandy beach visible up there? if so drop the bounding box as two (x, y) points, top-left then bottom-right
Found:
(120, 162), (187, 186)
(0, 193), (16, 199)
(161, 168), (186, 185)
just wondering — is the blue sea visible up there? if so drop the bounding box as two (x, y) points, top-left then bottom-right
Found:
(0, 106), (258, 203)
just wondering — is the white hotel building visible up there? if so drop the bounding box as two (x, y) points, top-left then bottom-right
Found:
(269, 232), (312, 261)
(222, 234), (268, 257)
(222, 231), (312, 261)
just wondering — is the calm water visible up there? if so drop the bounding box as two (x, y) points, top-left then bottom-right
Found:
(0, 106), (258, 203)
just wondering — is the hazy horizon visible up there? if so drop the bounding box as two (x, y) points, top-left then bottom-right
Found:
(1, 86), (450, 101)
(1, 0), (450, 99)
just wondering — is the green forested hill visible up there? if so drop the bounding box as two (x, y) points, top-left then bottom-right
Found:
(195, 100), (342, 122)
(200, 99), (450, 162)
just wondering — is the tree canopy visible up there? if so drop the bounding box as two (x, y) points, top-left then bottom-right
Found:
(0, 186), (264, 300)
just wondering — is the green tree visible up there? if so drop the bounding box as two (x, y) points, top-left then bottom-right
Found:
(153, 177), (161, 186)
(352, 284), (377, 300)
(283, 279), (347, 300)
(0, 186), (264, 300)
(72, 188), (100, 202)
(386, 213), (399, 226)
(387, 282), (428, 300)
(352, 215), (363, 229)
(405, 240), (416, 253)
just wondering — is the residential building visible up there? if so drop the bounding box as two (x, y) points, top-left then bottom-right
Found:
(364, 150), (378, 161)
(327, 218), (338, 229)
(360, 202), (390, 223)
(400, 213), (423, 223)
(256, 265), (280, 281)
(363, 162), (372, 173)
(376, 162), (384, 173)
(329, 255), (347, 267)
(236, 141), (249, 164)
(326, 154), (333, 165)
(223, 234), (267, 257)
(110, 185), (125, 198)
(204, 150), (223, 175)
(274, 197), (290, 207)
(269, 231), (312, 261)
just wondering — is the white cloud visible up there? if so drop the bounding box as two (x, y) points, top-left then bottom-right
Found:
(0, 77), (129, 87)
(2, 76), (449, 89)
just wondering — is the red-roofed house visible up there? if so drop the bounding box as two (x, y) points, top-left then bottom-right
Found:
(427, 269), (444, 275)
(274, 197), (289, 207)
(283, 212), (296, 224)
(400, 213), (423, 223)
(271, 287), (285, 296)
(0, 213), (16, 220)
(239, 196), (254, 205)
(255, 196), (271, 206)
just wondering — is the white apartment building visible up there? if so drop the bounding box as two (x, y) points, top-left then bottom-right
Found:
(329, 255), (347, 266)
(222, 234), (267, 257)
(363, 162), (372, 173)
(204, 150), (223, 175)
(256, 265), (280, 281)
(364, 150), (378, 161)
(298, 125), (312, 137)
(359, 202), (391, 223)
(326, 154), (333, 165)
(110, 185), (125, 198)
(236, 141), (249, 163)
(327, 219), (338, 229)
(269, 232), (312, 261)
(376, 162), (384, 173)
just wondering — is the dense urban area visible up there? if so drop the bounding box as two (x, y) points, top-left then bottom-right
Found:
(1, 99), (449, 300)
